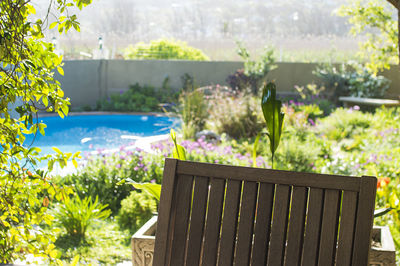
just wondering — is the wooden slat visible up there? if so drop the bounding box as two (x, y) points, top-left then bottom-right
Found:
(234, 181), (258, 266)
(285, 186), (308, 265)
(251, 183), (275, 265)
(217, 179), (242, 266)
(317, 189), (341, 266)
(201, 178), (225, 265)
(302, 188), (324, 265)
(169, 175), (194, 265)
(153, 158), (178, 266)
(336, 191), (358, 266)
(352, 176), (377, 265)
(177, 160), (360, 191)
(266, 185), (291, 266)
(185, 176), (210, 266)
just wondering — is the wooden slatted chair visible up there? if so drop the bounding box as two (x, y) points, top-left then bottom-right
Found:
(153, 158), (377, 266)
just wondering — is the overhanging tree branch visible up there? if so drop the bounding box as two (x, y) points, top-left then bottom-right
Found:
(386, 0), (400, 64)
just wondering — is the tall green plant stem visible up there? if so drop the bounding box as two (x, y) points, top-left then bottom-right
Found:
(272, 153), (275, 170)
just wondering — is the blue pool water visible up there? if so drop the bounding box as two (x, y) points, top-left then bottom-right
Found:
(24, 114), (179, 155)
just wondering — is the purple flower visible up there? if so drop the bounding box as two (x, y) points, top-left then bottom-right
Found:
(134, 166), (139, 171)
(308, 118), (315, 126)
(116, 164), (121, 168)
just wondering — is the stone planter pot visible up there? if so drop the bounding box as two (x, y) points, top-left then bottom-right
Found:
(131, 217), (396, 266)
(369, 226), (396, 266)
(132, 216), (157, 266)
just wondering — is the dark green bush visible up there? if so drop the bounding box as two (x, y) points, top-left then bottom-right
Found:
(314, 62), (390, 101)
(96, 81), (179, 112)
(117, 191), (157, 235)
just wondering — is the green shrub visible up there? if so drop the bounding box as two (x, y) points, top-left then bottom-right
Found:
(124, 39), (209, 61)
(314, 62), (390, 101)
(207, 88), (263, 139)
(179, 88), (209, 139)
(54, 219), (131, 264)
(54, 196), (111, 243)
(55, 149), (164, 214)
(316, 108), (372, 141)
(117, 191), (157, 235)
(275, 136), (321, 172)
(96, 81), (179, 112)
(227, 42), (277, 94)
(293, 83), (335, 115)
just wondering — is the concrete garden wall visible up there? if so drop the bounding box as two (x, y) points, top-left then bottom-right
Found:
(56, 60), (400, 108)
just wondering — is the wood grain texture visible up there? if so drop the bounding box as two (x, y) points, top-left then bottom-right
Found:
(251, 183), (275, 265)
(217, 179), (242, 266)
(352, 176), (377, 265)
(234, 181), (258, 266)
(285, 186), (308, 265)
(267, 185), (291, 266)
(185, 176), (209, 266)
(318, 189), (341, 266)
(302, 188), (324, 265)
(336, 191), (358, 266)
(201, 177), (225, 266)
(176, 160), (360, 191)
(169, 175), (194, 265)
(153, 158), (177, 266)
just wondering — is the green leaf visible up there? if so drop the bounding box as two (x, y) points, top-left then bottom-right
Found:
(172, 144), (186, 160)
(52, 147), (62, 154)
(170, 129), (186, 160)
(261, 82), (285, 162)
(49, 22), (58, 29)
(28, 147), (41, 155)
(57, 66), (64, 76)
(38, 123), (47, 136)
(129, 182), (161, 202)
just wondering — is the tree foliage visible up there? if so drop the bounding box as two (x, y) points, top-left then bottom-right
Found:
(0, 0), (91, 262)
(337, 0), (399, 73)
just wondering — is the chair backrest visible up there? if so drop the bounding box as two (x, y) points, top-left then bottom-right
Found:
(153, 158), (377, 266)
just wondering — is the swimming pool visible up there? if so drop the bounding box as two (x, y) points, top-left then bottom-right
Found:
(24, 114), (179, 155)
